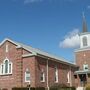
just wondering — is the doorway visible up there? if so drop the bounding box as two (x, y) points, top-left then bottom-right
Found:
(79, 74), (87, 86)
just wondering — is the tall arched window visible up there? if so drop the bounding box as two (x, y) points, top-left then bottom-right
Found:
(0, 58), (12, 75)
(55, 66), (58, 82)
(82, 36), (87, 47)
(67, 71), (70, 83)
(40, 69), (45, 82)
(5, 60), (8, 73)
(25, 68), (30, 82)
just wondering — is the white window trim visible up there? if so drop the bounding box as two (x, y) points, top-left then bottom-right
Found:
(6, 44), (9, 53)
(55, 66), (58, 83)
(40, 72), (45, 82)
(82, 36), (88, 47)
(9, 62), (13, 74)
(0, 65), (1, 75)
(0, 58), (12, 75)
(67, 71), (70, 83)
(83, 64), (88, 71)
(25, 69), (30, 83)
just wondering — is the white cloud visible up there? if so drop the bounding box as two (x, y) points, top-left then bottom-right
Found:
(59, 29), (80, 48)
(23, 0), (75, 4)
(24, 0), (43, 3)
(87, 5), (90, 9)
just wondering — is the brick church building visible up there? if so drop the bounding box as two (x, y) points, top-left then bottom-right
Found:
(0, 15), (89, 90)
(0, 38), (77, 90)
(74, 14), (90, 90)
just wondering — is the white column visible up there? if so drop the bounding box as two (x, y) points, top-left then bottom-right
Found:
(70, 66), (72, 87)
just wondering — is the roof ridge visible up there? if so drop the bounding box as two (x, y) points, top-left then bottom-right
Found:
(0, 38), (76, 66)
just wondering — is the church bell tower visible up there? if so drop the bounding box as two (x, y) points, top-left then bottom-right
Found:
(75, 13), (90, 87)
(79, 13), (90, 49)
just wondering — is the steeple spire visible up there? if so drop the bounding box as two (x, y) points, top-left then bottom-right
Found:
(82, 12), (88, 32)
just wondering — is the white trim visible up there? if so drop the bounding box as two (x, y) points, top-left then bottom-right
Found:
(22, 53), (37, 58)
(6, 44), (9, 53)
(80, 32), (90, 36)
(9, 62), (13, 74)
(25, 68), (30, 83)
(55, 66), (58, 83)
(82, 36), (88, 47)
(47, 60), (49, 89)
(67, 71), (70, 83)
(83, 64), (88, 71)
(0, 38), (76, 67)
(0, 58), (12, 75)
(0, 64), (1, 75)
(0, 38), (20, 47)
(75, 47), (90, 52)
(40, 72), (45, 82)
(1, 64), (3, 74)
(40, 69), (45, 82)
(70, 66), (72, 87)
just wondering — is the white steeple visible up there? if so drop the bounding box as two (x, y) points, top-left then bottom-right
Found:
(79, 13), (90, 48)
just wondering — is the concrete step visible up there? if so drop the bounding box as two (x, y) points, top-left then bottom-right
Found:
(76, 87), (85, 90)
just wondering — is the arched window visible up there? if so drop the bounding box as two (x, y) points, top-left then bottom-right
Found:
(82, 36), (87, 47)
(40, 69), (45, 82)
(25, 68), (30, 82)
(83, 64), (88, 71)
(55, 66), (58, 82)
(0, 58), (12, 75)
(9, 63), (12, 73)
(5, 60), (8, 73)
(67, 71), (70, 83)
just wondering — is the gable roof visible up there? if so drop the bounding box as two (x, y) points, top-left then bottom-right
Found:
(0, 38), (77, 67)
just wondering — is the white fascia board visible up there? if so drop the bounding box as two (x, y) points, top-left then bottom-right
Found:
(37, 54), (77, 67)
(0, 38), (21, 47)
(75, 47), (90, 52)
(80, 32), (90, 36)
(22, 53), (37, 58)
(16, 45), (37, 55)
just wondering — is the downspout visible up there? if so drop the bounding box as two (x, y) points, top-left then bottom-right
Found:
(47, 59), (49, 90)
(70, 66), (72, 87)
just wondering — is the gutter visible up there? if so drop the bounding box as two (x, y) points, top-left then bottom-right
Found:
(37, 54), (78, 68)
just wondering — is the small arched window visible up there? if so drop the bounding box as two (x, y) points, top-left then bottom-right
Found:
(67, 71), (70, 83)
(5, 60), (8, 73)
(25, 68), (30, 82)
(55, 66), (58, 82)
(82, 36), (87, 47)
(40, 69), (45, 82)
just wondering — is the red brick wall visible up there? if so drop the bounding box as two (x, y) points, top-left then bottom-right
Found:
(75, 50), (90, 86)
(23, 49), (32, 55)
(75, 50), (90, 70)
(0, 40), (76, 90)
(35, 56), (47, 87)
(0, 41), (23, 90)
(23, 56), (36, 87)
(34, 56), (76, 87)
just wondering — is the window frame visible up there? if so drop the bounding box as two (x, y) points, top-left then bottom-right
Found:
(83, 64), (88, 71)
(25, 68), (30, 83)
(67, 71), (70, 83)
(82, 36), (88, 47)
(4, 60), (9, 74)
(55, 66), (58, 83)
(6, 44), (9, 53)
(40, 71), (45, 82)
(0, 58), (12, 75)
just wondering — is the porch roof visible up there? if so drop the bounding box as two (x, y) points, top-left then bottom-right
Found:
(75, 70), (90, 74)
